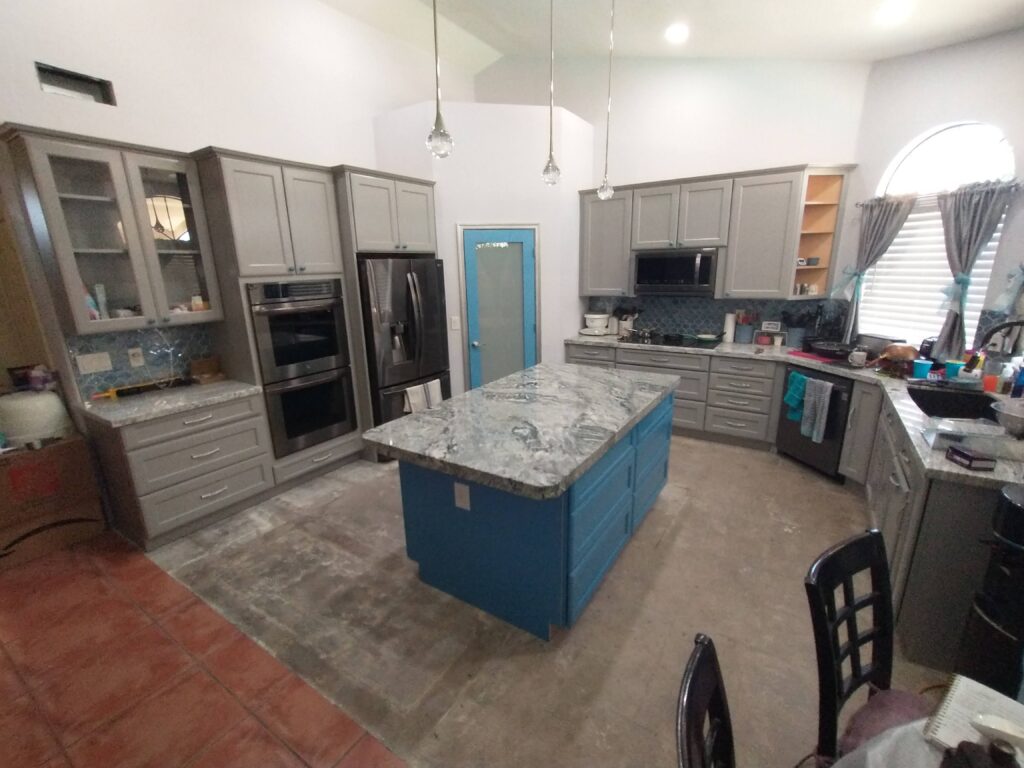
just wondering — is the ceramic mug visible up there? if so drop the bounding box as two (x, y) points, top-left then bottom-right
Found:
(848, 349), (868, 367)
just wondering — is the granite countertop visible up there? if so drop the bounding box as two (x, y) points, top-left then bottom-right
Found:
(78, 380), (263, 428)
(566, 335), (1024, 489)
(361, 362), (680, 500)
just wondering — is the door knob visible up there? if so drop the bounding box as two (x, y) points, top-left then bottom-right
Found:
(471, 341), (481, 348)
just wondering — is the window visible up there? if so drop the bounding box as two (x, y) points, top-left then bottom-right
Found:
(857, 123), (1014, 346)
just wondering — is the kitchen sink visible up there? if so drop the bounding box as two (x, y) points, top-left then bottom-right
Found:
(905, 382), (997, 420)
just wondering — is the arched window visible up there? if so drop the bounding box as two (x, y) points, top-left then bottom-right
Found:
(857, 123), (1015, 346)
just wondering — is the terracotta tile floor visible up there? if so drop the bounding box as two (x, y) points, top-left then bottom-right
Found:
(0, 532), (406, 768)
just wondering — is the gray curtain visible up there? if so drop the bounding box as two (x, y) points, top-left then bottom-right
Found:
(932, 180), (1021, 361)
(839, 195), (916, 343)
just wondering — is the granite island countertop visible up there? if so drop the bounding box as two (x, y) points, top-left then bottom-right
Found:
(566, 335), (1024, 490)
(78, 380), (263, 428)
(361, 362), (680, 500)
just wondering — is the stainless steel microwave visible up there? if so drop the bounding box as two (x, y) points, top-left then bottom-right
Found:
(631, 248), (719, 296)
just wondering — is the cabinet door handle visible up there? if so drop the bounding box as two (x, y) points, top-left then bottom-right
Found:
(200, 485), (229, 500)
(725, 398), (750, 406)
(287, 266), (296, 272)
(899, 450), (911, 466)
(298, 266), (307, 272)
(183, 413), (213, 426)
(394, 244), (402, 249)
(311, 451), (334, 464)
(191, 447), (221, 460)
(146, 318), (156, 326)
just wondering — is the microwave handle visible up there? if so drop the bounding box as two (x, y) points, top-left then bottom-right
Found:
(627, 252), (638, 298)
(693, 252), (702, 287)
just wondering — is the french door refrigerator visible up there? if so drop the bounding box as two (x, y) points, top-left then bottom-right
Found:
(357, 256), (450, 425)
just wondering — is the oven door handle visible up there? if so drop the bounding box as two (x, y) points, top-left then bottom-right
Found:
(264, 369), (342, 394)
(251, 298), (341, 315)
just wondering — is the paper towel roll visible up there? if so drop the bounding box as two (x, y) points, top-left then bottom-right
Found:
(723, 313), (736, 343)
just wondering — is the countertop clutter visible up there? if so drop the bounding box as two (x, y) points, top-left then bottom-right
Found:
(567, 335), (1023, 490)
(78, 380), (263, 428)
(362, 362), (680, 499)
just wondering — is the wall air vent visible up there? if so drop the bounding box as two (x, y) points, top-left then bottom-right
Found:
(35, 63), (116, 105)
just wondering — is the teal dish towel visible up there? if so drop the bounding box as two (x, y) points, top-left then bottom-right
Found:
(784, 371), (808, 421)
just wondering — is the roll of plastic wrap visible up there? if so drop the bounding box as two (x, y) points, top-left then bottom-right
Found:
(723, 313), (736, 343)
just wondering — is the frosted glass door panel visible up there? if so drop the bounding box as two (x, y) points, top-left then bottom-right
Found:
(476, 242), (525, 385)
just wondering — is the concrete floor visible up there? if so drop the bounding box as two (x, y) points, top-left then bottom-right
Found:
(150, 435), (944, 767)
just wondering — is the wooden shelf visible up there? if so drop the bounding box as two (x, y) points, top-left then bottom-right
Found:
(796, 265), (828, 271)
(803, 201), (839, 207)
(805, 174), (843, 205)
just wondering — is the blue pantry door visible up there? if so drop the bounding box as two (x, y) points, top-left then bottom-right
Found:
(462, 229), (537, 388)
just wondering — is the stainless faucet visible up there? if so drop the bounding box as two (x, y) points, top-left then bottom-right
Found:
(966, 317), (1024, 370)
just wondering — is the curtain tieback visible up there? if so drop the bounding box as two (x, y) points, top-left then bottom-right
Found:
(940, 272), (972, 315)
(830, 266), (864, 301)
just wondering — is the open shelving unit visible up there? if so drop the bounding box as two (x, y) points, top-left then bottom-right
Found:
(793, 174), (844, 298)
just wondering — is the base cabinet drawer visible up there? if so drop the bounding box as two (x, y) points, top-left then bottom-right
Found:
(140, 456), (274, 537)
(564, 343), (615, 362)
(567, 490), (632, 623)
(618, 363), (707, 401)
(128, 417), (270, 495)
(569, 449), (634, 565)
(121, 396), (263, 451)
(615, 348), (709, 371)
(710, 357), (775, 379)
(704, 407), (769, 441)
(706, 389), (772, 415)
(567, 358), (614, 369)
(709, 372), (774, 397)
(272, 434), (362, 485)
(673, 401), (706, 430)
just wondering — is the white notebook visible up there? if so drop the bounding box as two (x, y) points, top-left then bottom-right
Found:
(924, 674), (1024, 749)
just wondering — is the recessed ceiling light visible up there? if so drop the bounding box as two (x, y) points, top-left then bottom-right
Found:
(664, 22), (690, 45)
(872, 0), (913, 27)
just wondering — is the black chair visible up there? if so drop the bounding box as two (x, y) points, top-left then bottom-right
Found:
(804, 529), (928, 763)
(676, 633), (736, 768)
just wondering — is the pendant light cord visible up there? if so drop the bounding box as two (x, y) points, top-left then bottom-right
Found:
(548, 0), (555, 156)
(433, 0), (442, 119)
(602, 0), (615, 180)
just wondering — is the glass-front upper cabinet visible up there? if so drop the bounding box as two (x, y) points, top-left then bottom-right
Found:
(123, 153), (221, 325)
(16, 136), (221, 334)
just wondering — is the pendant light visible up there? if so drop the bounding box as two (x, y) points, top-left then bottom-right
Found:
(426, 0), (454, 158)
(541, 0), (561, 185)
(596, 0), (616, 200)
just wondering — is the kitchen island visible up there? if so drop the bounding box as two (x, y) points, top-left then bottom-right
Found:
(361, 363), (679, 638)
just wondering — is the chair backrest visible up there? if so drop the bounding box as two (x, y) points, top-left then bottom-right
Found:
(677, 633), (736, 768)
(804, 529), (894, 760)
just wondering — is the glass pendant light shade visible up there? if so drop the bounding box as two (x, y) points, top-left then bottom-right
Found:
(426, 0), (453, 159)
(596, 176), (615, 200)
(542, 154), (561, 185)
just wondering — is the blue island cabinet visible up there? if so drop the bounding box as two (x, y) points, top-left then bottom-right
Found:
(398, 394), (673, 639)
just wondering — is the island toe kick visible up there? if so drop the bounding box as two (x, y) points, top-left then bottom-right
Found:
(397, 394), (673, 639)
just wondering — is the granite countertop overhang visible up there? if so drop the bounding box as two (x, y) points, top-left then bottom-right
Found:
(361, 362), (680, 500)
(78, 380), (263, 429)
(567, 335), (1024, 490)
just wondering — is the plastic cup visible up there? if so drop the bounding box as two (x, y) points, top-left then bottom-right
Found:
(984, 374), (999, 393)
(912, 359), (933, 379)
(945, 360), (966, 380)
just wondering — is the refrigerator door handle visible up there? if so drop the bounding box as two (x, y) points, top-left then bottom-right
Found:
(409, 270), (425, 366)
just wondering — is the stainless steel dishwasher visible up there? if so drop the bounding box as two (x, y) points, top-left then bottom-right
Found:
(775, 365), (853, 478)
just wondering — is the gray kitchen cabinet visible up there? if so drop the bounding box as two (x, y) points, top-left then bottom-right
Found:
(704, 360), (778, 442)
(348, 173), (436, 253)
(838, 381), (883, 484)
(580, 190), (632, 297)
(281, 166), (343, 274)
(720, 171), (802, 299)
(9, 132), (222, 334)
(679, 179), (732, 247)
(565, 343), (615, 364)
(631, 185), (680, 250)
(218, 156), (295, 276)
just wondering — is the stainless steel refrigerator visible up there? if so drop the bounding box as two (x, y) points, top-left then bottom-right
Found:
(357, 256), (450, 425)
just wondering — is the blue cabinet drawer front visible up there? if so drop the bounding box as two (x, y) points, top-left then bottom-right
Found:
(569, 452), (633, 565)
(570, 435), (633, 509)
(635, 395), (674, 442)
(633, 450), (669, 531)
(636, 417), (671, 477)
(568, 491), (632, 623)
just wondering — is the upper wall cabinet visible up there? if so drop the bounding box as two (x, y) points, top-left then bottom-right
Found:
(9, 133), (222, 334)
(720, 171), (803, 300)
(580, 190), (633, 297)
(348, 173), (436, 253)
(631, 179), (732, 250)
(198, 153), (343, 278)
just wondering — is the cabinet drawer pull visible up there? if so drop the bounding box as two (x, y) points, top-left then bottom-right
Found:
(583, 350), (600, 356)
(191, 447), (222, 460)
(311, 451), (334, 464)
(725, 420), (749, 428)
(728, 382), (753, 389)
(649, 356), (670, 363)
(183, 413), (214, 426)
(727, 364), (754, 372)
(200, 485), (229, 500)
(725, 398), (751, 406)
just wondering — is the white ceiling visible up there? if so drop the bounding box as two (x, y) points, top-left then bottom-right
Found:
(415, 0), (1024, 62)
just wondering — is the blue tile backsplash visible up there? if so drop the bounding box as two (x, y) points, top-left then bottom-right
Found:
(67, 325), (213, 399)
(586, 296), (849, 337)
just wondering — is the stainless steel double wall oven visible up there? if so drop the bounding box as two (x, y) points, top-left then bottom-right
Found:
(248, 280), (357, 457)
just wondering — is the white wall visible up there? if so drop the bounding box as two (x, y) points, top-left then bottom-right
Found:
(0, 0), (476, 165)
(375, 102), (593, 393)
(475, 56), (870, 186)
(846, 27), (1024, 309)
